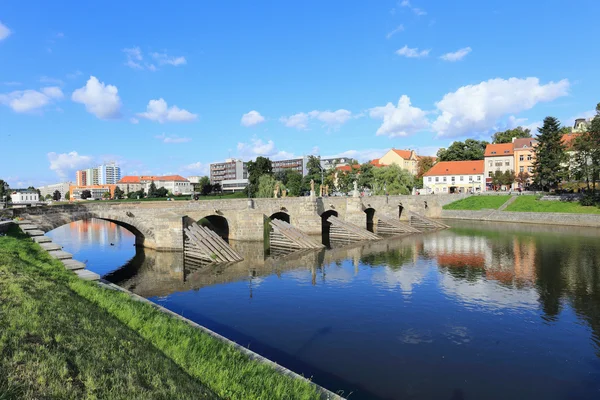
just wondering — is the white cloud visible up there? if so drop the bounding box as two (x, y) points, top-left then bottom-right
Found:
(155, 133), (192, 143)
(241, 110), (266, 127)
(326, 148), (388, 163)
(396, 45), (430, 58)
(386, 25), (405, 39)
(123, 47), (143, 69)
(280, 112), (309, 130)
(137, 98), (197, 123)
(236, 137), (296, 161)
(399, 1), (426, 16)
(151, 52), (186, 66)
(130, 117), (139, 124)
(432, 77), (570, 138)
(182, 162), (209, 175)
(0, 86), (64, 113)
(72, 76), (122, 119)
(47, 151), (93, 180)
(369, 95), (430, 137)
(308, 109), (353, 128)
(39, 76), (64, 85)
(0, 22), (11, 41)
(280, 109), (354, 130)
(440, 47), (472, 62)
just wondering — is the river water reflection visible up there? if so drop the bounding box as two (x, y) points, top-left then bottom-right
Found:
(48, 219), (600, 400)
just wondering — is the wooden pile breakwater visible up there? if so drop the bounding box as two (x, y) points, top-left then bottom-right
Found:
(327, 216), (381, 242)
(409, 212), (450, 231)
(376, 215), (421, 235)
(183, 223), (243, 264)
(269, 219), (324, 252)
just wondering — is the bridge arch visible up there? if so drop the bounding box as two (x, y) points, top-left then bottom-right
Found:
(364, 207), (376, 232)
(320, 210), (338, 248)
(198, 215), (230, 242)
(269, 211), (290, 224)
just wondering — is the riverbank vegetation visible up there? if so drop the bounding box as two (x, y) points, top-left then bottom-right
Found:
(505, 196), (600, 214)
(443, 195), (511, 210)
(0, 227), (322, 400)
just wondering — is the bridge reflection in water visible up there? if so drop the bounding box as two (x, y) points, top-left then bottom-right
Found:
(49, 218), (600, 400)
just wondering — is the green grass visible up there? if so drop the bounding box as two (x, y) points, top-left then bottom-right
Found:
(505, 196), (600, 214)
(443, 195), (511, 210)
(0, 227), (321, 400)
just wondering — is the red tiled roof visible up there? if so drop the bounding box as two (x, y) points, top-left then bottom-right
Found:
(392, 149), (415, 159)
(118, 176), (141, 184)
(485, 143), (514, 157)
(512, 138), (537, 150)
(335, 164), (360, 172)
(118, 175), (189, 183)
(423, 160), (484, 177)
(156, 175), (189, 182)
(370, 158), (383, 167)
(561, 133), (580, 150)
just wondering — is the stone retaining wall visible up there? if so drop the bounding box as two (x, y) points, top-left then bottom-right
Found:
(441, 209), (600, 228)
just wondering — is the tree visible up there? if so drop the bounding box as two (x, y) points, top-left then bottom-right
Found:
(417, 156), (436, 178)
(533, 116), (568, 191)
(502, 170), (515, 188)
(246, 156), (273, 197)
(65, 192), (70, 201)
(0, 179), (9, 200)
(201, 183), (213, 196)
(437, 139), (489, 161)
(257, 174), (278, 198)
(516, 171), (530, 188)
(80, 190), (92, 200)
(371, 165), (414, 195)
(44, 194), (52, 200)
(492, 127), (532, 144)
(301, 156), (324, 193)
(102, 191), (111, 199)
(156, 187), (169, 197)
(113, 186), (124, 199)
(491, 170), (504, 190)
(148, 181), (158, 197)
(135, 188), (146, 199)
(52, 190), (61, 201)
(212, 183), (221, 194)
(283, 170), (303, 196)
(357, 163), (375, 190)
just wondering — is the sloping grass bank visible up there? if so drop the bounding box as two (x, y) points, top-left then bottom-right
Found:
(0, 227), (321, 400)
(505, 196), (600, 214)
(443, 195), (511, 210)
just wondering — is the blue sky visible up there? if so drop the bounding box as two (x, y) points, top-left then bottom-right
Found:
(1, 0), (599, 187)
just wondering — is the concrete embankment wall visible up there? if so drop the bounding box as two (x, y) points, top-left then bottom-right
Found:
(0, 220), (14, 233)
(441, 209), (600, 228)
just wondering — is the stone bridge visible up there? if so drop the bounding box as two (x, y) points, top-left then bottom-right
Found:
(8, 194), (467, 251)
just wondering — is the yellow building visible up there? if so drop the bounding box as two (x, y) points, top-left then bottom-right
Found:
(512, 138), (536, 188)
(373, 149), (420, 175)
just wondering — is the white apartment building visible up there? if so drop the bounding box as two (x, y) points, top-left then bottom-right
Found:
(76, 162), (121, 186)
(11, 190), (40, 204)
(423, 160), (485, 194)
(484, 143), (515, 190)
(38, 182), (73, 200)
(210, 159), (247, 184)
(148, 175), (193, 195)
(220, 179), (248, 193)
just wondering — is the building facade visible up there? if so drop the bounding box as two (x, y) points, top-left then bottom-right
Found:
(210, 159), (247, 184)
(76, 163), (121, 186)
(272, 157), (308, 176)
(69, 185), (116, 200)
(484, 143), (515, 190)
(38, 182), (73, 200)
(371, 149), (420, 175)
(11, 190), (40, 204)
(220, 179), (249, 193)
(117, 175), (193, 195)
(423, 160), (485, 194)
(512, 138), (536, 188)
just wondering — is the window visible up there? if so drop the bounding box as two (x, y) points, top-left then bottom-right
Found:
(505, 161), (510, 166)
(527, 155), (532, 161)
(460, 176), (464, 181)
(488, 172), (493, 177)
(469, 176), (473, 181)
(495, 161), (502, 167)
(443, 177), (447, 182)
(477, 176), (481, 181)
(519, 155), (524, 161)
(520, 166), (524, 172)
(428, 177), (432, 182)
(488, 161), (493, 167)
(435, 177), (439, 182)
(491, 151), (497, 154)
(443, 187), (447, 192)
(528, 166), (533, 173)
(451, 176), (455, 182)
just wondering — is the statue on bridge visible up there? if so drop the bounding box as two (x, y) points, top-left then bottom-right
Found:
(353, 180), (359, 198)
(274, 183), (280, 199)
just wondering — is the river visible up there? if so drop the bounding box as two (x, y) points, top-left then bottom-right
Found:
(47, 218), (600, 400)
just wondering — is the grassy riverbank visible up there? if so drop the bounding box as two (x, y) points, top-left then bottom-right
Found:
(443, 195), (511, 210)
(505, 196), (600, 214)
(0, 227), (322, 400)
